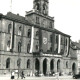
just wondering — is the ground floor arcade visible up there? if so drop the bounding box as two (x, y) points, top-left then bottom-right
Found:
(0, 54), (78, 76)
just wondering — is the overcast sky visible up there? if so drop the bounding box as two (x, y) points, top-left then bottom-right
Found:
(0, 0), (80, 42)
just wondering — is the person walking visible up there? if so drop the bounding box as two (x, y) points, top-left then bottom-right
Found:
(11, 71), (15, 80)
(21, 71), (25, 79)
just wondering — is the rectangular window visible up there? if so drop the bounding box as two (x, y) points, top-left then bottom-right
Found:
(56, 35), (58, 44)
(49, 22), (52, 28)
(36, 17), (40, 24)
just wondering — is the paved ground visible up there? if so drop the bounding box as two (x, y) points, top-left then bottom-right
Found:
(0, 75), (79, 80)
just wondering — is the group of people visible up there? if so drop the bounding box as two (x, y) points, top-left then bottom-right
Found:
(11, 70), (25, 80)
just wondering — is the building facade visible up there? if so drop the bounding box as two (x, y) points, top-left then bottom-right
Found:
(0, 0), (78, 75)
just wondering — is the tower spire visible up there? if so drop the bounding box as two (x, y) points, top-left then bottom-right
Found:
(33, 0), (49, 15)
(10, 0), (12, 12)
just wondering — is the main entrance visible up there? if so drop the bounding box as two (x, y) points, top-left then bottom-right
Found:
(57, 59), (60, 72)
(43, 59), (47, 75)
(50, 59), (54, 72)
(35, 58), (40, 72)
(72, 63), (76, 75)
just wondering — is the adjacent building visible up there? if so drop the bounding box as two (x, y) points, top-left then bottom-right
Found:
(0, 0), (78, 75)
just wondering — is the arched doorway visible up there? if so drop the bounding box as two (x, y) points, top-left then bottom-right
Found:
(35, 58), (40, 72)
(50, 59), (54, 72)
(57, 59), (60, 72)
(72, 63), (76, 75)
(43, 59), (47, 75)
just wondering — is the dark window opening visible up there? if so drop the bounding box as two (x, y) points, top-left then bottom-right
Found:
(17, 58), (21, 67)
(36, 17), (39, 24)
(18, 26), (22, 35)
(27, 44), (30, 53)
(36, 45), (39, 50)
(8, 24), (12, 33)
(49, 22), (52, 28)
(27, 59), (30, 69)
(6, 58), (10, 68)
(18, 42), (21, 53)
(36, 3), (40, 10)
(7, 40), (10, 47)
(56, 35), (58, 44)
(61, 38), (63, 45)
(50, 47), (52, 52)
(66, 39), (67, 46)
(43, 4), (46, 10)
(60, 49), (64, 55)
(28, 29), (31, 38)
(36, 31), (39, 36)
(50, 35), (52, 43)
(66, 62), (68, 68)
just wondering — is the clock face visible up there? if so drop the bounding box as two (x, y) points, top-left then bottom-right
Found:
(43, 37), (47, 44)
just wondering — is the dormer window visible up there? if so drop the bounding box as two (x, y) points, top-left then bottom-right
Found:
(28, 29), (31, 38)
(8, 24), (12, 33)
(18, 26), (22, 36)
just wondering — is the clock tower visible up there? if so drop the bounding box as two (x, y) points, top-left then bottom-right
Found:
(33, 0), (49, 15)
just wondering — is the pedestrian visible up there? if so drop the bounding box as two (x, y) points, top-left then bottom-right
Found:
(21, 71), (25, 79)
(11, 71), (15, 80)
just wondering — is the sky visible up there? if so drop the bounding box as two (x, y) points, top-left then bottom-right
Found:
(0, 0), (80, 42)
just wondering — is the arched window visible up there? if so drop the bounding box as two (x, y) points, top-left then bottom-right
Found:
(18, 42), (21, 53)
(6, 58), (10, 68)
(50, 35), (52, 43)
(8, 24), (12, 33)
(61, 38), (63, 45)
(56, 35), (58, 44)
(7, 40), (10, 47)
(18, 26), (22, 35)
(66, 61), (68, 68)
(27, 29), (31, 38)
(49, 22), (52, 28)
(7, 40), (10, 51)
(50, 47), (52, 52)
(36, 31), (39, 36)
(27, 59), (30, 69)
(36, 3), (40, 10)
(43, 3), (46, 10)
(17, 58), (21, 67)
(27, 44), (30, 53)
(66, 39), (67, 46)
(36, 17), (40, 24)
(35, 45), (39, 50)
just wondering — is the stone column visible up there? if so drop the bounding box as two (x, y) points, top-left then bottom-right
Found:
(33, 58), (35, 74)
(40, 59), (43, 74)
(47, 59), (50, 75)
(54, 59), (57, 73)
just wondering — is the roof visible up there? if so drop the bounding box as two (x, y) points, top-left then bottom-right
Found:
(0, 12), (70, 37)
(54, 29), (71, 37)
(71, 41), (80, 50)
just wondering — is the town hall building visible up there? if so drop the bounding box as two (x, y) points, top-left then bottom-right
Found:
(0, 0), (78, 76)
